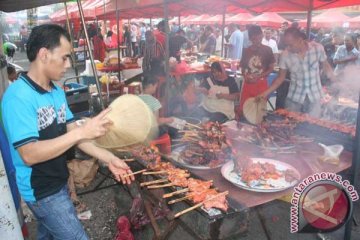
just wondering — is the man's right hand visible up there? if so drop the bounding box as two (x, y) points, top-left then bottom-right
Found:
(80, 108), (113, 140)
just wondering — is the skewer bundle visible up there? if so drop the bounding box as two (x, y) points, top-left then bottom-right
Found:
(134, 146), (229, 217)
(177, 121), (234, 167)
(276, 109), (356, 136)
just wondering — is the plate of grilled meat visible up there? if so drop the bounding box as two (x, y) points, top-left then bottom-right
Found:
(221, 157), (300, 192)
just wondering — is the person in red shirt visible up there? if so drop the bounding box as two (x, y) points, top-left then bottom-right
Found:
(153, 20), (166, 48)
(236, 25), (275, 119)
(89, 26), (107, 62)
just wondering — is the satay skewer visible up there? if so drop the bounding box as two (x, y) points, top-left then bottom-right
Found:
(172, 139), (198, 143)
(185, 122), (202, 129)
(163, 188), (189, 198)
(178, 130), (199, 134)
(174, 191), (229, 218)
(186, 151), (203, 157)
(140, 178), (168, 187)
(147, 183), (175, 189)
(168, 195), (193, 204)
(123, 158), (135, 162)
(143, 171), (168, 175)
(122, 169), (147, 178)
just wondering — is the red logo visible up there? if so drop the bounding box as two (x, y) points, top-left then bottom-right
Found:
(301, 183), (350, 231)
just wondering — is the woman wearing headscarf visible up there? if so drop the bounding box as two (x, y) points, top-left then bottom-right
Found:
(192, 61), (239, 123)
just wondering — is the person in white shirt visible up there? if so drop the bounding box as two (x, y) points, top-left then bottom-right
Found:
(130, 24), (138, 57)
(215, 29), (223, 56)
(227, 24), (244, 60)
(262, 28), (279, 63)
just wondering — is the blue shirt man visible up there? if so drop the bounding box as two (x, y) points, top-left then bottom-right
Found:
(228, 24), (244, 60)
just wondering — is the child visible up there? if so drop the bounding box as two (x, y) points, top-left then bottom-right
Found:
(139, 74), (173, 126)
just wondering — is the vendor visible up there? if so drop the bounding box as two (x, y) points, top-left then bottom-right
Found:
(192, 61), (239, 123)
(236, 25), (275, 119)
(258, 27), (335, 117)
(1, 24), (134, 240)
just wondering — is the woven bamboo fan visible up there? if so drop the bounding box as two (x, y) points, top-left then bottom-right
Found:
(243, 97), (267, 125)
(95, 94), (158, 149)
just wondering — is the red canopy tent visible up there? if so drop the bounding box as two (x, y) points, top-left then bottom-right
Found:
(169, 15), (195, 24)
(227, 13), (254, 24)
(50, 2), (78, 22)
(69, 0), (105, 20)
(299, 9), (351, 28)
(183, 14), (212, 25)
(50, 0), (104, 23)
(245, 12), (289, 28)
(202, 14), (233, 25)
(349, 15), (360, 28)
(1, 0), (360, 13)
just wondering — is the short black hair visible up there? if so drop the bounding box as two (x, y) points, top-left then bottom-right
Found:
(290, 22), (299, 29)
(345, 33), (357, 44)
(284, 27), (307, 40)
(177, 29), (185, 35)
(26, 24), (70, 62)
(157, 20), (165, 31)
(7, 65), (16, 75)
(142, 74), (158, 89)
(107, 30), (113, 37)
(205, 25), (213, 33)
(210, 62), (223, 72)
(248, 25), (263, 38)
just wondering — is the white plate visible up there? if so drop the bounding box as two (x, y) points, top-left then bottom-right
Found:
(221, 158), (300, 192)
(171, 146), (229, 170)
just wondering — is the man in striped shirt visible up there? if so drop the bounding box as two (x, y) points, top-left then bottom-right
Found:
(259, 27), (335, 117)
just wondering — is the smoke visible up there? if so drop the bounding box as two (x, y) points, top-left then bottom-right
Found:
(337, 65), (360, 100)
(322, 65), (360, 124)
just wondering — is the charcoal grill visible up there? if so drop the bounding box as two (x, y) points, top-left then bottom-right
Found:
(114, 152), (249, 240)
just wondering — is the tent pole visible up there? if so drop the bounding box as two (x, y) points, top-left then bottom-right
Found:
(178, 14), (181, 26)
(103, 0), (106, 23)
(116, 0), (121, 79)
(306, 0), (313, 39)
(221, 6), (226, 57)
(77, 0), (104, 109)
(344, 95), (360, 239)
(163, 0), (170, 115)
(64, 2), (80, 83)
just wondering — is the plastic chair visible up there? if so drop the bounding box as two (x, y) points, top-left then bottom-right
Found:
(267, 73), (278, 110)
(150, 133), (171, 154)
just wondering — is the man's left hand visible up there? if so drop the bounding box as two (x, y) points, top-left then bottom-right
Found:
(108, 157), (135, 185)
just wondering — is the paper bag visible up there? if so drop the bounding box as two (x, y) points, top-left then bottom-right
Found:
(67, 158), (99, 188)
